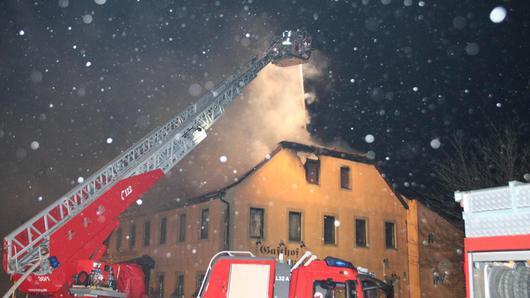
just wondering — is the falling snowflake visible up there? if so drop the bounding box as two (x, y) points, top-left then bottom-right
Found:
(489, 6), (507, 23)
(30, 141), (40, 150)
(430, 138), (441, 149)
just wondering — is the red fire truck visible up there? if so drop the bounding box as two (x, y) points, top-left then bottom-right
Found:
(455, 181), (530, 298)
(197, 251), (393, 298)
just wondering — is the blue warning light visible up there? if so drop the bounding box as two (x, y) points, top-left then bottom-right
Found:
(324, 257), (353, 269)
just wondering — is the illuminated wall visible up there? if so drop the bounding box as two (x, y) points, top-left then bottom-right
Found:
(109, 142), (419, 298)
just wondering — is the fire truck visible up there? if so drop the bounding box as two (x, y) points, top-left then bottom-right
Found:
(455, 181), (530, 298)
(196, 251), (392, 298)
(2, 28), (391, 298)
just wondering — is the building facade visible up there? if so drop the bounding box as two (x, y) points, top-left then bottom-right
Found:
(406, 200), (465, 298)
(107, 141), (463, 298)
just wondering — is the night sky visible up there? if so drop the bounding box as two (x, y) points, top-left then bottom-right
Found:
(1, 0), (529, 286)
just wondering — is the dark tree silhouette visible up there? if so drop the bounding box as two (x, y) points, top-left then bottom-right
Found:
(425, 127), (529, 224)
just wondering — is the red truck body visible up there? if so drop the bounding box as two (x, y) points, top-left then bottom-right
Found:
(198, 251), (393, 298)
(455, 182), (530, 298)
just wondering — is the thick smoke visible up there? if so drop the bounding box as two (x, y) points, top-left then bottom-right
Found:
(155, 63), (312, 202)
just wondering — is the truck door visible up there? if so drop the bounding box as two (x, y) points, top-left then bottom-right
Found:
(312, 280), (357, 298)
(358, 275), (393, 298)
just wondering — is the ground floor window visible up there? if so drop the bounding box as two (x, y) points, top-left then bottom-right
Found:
(324, 215), (336, 245)
(171, 272), (184, 298)
(385, 221), (396, 249)
(355, 218), (368, 247)
(289, 211), (302, 242)
(249, 207), (264, 239)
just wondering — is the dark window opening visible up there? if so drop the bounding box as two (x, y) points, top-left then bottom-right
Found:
(305, 159), (320, 184)
(195, 272), (205, 297)
(361, 278), (393, 298)
(355, 219), (367, 247)
(324, 215), (336, 245)
(160, 217), (167, 244)
(129, 224), (136, 249)
(178, 214), (186, 242)
(340, 166), (351, 189)
(115, 228), (122, 250)
(172, 273), (184, 298)
(288, 212), (302, 242)
(385, 222), (396, 249)
(249, 208), (264, 239)
(313, 280), (357, 298)
(143, 221), (151, 247)
(156, 273), (165, 298)
(200, 209), (209, 240)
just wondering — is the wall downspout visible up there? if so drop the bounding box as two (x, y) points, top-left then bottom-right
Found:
(220, 192), (230, 250)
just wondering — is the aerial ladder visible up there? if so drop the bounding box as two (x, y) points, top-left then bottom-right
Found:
(2, 29), (311, 298)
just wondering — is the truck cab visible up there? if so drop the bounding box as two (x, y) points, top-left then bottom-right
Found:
(197, 251), (392, 298)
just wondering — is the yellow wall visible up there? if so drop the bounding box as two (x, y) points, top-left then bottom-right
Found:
(415, 201), (465, 298)
(108, 200), (226, 297)
(226, 148), (410, 297)
(108, 145), (419, 298)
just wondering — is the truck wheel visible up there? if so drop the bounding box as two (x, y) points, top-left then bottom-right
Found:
(489, 266), (506, 298)
(76, 271), (90, 287)
(514, 265), (530, 298)
(499, 268), (515, 298)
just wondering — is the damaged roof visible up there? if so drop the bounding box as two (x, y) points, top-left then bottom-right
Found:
(158, 140), (408, 211)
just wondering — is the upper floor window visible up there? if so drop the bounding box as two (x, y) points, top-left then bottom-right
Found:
(143, 221), (151, 247)
(200, 209), (209, 240)
(249, 208), (264, 239)
(385, 221), (396, 249)
(159, 217), (167, 245)
(340, 166), (351, 189)
(288, 211), (302, 242)
(305, 159), (320, 184)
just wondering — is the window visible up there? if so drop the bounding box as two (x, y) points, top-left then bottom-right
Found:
(200, 209), (209, 240)
(385, 222), (396, 249)
(115, 228), (122, 250)
(173, 273), (184, 298)
(340, 166), (351, 189)
(160, 217), (167, 244)
(143, 221), (151, 247)
(249, 208), (264, 239)
(313, 280), (357, 298)
(195, 272), (205, 297)
(355, 219), (367, 247)
(361, 278), (393, 298)
(129, 224), (136, 249)
(156, 273), (165, 298)
(288, 212), (302, 242)
(178, 214), (186, 242)
(305, 159), (320, 184)
(324, 215), (336, 245)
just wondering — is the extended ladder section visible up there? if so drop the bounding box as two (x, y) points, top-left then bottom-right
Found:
(3, 29), (312, 275)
